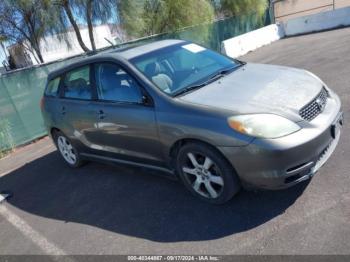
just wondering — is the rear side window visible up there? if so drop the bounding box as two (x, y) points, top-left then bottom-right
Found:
(63, 66), (91, 100)
(45, 77), (60, 97)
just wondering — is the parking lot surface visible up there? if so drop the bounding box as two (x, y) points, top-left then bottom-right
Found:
(1, 28), (350, 255)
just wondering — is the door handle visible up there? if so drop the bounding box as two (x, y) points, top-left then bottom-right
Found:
(98, 110), (106, 119)
(61, 106), (66, 115)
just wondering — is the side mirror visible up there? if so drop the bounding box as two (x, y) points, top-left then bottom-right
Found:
(141, 95), (151, 106)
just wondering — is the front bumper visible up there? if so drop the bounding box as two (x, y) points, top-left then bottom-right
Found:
(218, 93), (343, 190)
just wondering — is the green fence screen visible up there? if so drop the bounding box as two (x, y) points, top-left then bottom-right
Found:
(0, 12), (270, 151)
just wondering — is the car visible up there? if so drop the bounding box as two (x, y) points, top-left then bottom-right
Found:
(41, 39), (343, 204)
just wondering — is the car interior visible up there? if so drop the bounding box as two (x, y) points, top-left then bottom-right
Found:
(95, 63), (142, 103)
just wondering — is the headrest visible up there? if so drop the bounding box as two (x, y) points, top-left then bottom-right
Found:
(144, 62), (161, 77)
(70, 78), (87, 89)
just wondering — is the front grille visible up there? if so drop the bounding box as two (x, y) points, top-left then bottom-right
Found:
(299, 87), (329, 121)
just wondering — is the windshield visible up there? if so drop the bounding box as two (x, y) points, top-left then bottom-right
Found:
(130, 43), (241, 96)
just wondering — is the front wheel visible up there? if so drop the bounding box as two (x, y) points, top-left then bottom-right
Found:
(54, 131), (85, 168)
(176, 143), (241, 204)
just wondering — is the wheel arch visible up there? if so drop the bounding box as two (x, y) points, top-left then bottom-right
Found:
(50, 127), (61, 138)
(169, 138), (235, 171)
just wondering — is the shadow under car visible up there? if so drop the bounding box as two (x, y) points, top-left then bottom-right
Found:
(0, 151), (309, 242)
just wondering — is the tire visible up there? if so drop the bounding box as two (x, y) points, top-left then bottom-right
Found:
(176, 142), (240, 204)
(53, 131), (85, 168)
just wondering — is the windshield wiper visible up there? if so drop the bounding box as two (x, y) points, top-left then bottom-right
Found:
(174, 65), (239, 97)
(209, 65), (241, 80)
(173, 82), (208, 97)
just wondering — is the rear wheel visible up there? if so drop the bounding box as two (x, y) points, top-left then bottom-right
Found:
(54, 131), (85, 168)
(176, 143), (240, 204)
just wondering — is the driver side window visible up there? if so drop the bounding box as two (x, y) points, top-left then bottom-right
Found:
(94, 63), (143, 103)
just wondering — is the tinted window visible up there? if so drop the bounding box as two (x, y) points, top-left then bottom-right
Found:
(95, 63), (142, 103)
(131, 43), (241, 96)
(63, 66), (91, 100)
(45, 77), (60, 97)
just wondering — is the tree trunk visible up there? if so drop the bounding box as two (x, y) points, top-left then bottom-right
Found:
(23, 14), (45, 63)
(31, 37), (44, 63)
(33, 46), (44, 63)
(28, 47), (41, 64)
(86, 0), (96, 51)
(63, 0), (90, 52)
(22, 41), (40, 64)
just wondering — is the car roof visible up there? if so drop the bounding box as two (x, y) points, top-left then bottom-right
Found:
(117, 39), (185, 59)
(47, 39), (186, 81)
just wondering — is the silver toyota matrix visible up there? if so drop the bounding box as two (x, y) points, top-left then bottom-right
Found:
(41, 40), (343, 204)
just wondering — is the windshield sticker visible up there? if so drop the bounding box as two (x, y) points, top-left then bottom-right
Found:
(182, 43), (205, 53)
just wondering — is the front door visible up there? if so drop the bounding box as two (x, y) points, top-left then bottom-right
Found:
(92, 62), (163, 165)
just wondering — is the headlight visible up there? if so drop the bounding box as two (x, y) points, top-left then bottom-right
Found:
(228, 114), (301, 139)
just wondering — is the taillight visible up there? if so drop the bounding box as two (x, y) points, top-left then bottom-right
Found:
(40, 97), (45, 110)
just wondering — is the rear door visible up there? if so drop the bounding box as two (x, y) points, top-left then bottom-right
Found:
(58, 65), (101, 152)
(42, 76), (62, 130)
(91, 62), (163, 164)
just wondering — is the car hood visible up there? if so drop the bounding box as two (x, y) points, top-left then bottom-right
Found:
(179, 63), (323, 121)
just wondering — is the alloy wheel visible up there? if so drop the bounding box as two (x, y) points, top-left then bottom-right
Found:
(182, 152), (224, 199)
(57, 136), (77, 165)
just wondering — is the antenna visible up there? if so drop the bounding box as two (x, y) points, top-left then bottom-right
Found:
(104, 37), (115, 48)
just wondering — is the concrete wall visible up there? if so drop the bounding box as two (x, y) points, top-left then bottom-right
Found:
(274, 0), (350, 22)
(221, 24), (285, 58)
(222, 5), (350, 58)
